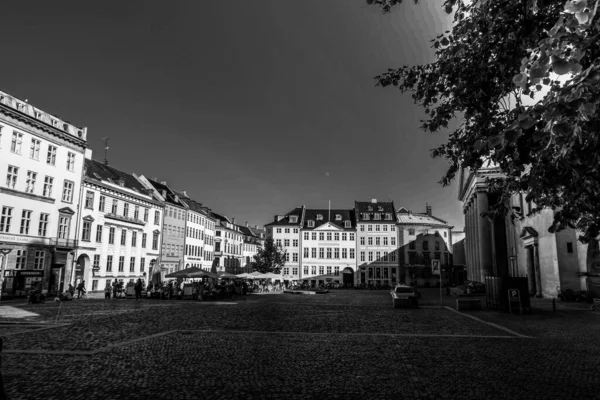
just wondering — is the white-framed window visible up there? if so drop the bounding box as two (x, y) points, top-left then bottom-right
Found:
(376, 237), (380, 246)
(311, 266), (316, 275)
(316, 214), (323, 220)
(360, 251), (365, 262)
(391, 237), (396, 246)
(391, 225), (395, 231)
(111, 199), (118, 214)
(284, 228), (290, 234)
(342, 248), (347, 259)
(142, 233), (147, 248)
(15, 250), (27, 269)
(11, 132), (23, 154)
(334, 248), (339, 259)
(308, 221), (314, 228)
(108, 227), (115, 244)
(43, 176), (53, 197)
(374, 213), (381, 220)
(123, 203), (129, 217)
(25, 171), (37, 193)
(408, 229), (415, 235)
(0, 207), (13, 233)
(106, 255), (113, 272)
(326, 248), (332, 259)
(342, 233), (347, 241)
(96, 225), (103, 242)
(293, 239), (298, 247)
(334, 233), (339, 241)
(368, 237), (373, 246)
(132, 231), (137, 247)
(140, 257), (146, 273)
(152, 232), (159, 250)
(376, 251), (381, 261)
(154, 210), (160, 225)
(38, 213), (49, 236)
(134, 206), (139, 220)
(360, 237), (365, 246)
(6, 165), (18, 189)
(319, 248), (324, 258)
(360, 225), (364, 232)
(30, 139), (41, 160)
(81, 221), (91, 241)
(375, 224), (380, 232)
(66, 152), (75, 172)
(58, 216), (70, 239)
(34, 251), (45, 269)
(99, 196), (105, 212)
(284, 239), (290, 247)
(350, 249), (355, 259)
(304, 232), (309, 240)
(293, 253), (298, 262)
(319, 266), (324, 275)
(62, 180), (74, 202)
(368, 225), (373, 232)
(368, 251), (373, 262)
(293, 228), (298, 234)
(290, 216), (298, 223)
(93, 255), (100, 270)
(85, 191), (94, 209)
(129, 257), (136, 272)
(327, 266), (332, 275)
(383, 237), (388, 246)
(144, 208), (148, 222)
(120, 229), (127, 245)
(312, 248), (317, 258)
(118, 256), (125, 272)
(311, 232), (316, 240)
(350, 233), (355, 241)
(47, 145), (57, 165)
(319, 232), (324, 241)
(383, 225), (388, 232)
(390, 252), (396, 262)
(276, 228), (281, 234)
(304, 248), (309, 258)
(20, 210), (32, 234)
(304, 266), (308, 275)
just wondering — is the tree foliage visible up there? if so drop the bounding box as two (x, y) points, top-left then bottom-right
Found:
(369, 0), (600, 242)
(252, 236), (287, 274)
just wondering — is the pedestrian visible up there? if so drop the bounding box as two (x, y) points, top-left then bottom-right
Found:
(104, 282), (112, 300)
(76, 280), (86, 299)
(134, 278), (143, 300)
(112, 280), (118, 299)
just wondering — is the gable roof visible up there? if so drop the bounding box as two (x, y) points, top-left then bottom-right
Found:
(302, 209), (356, 230)
(210, 211), (231, 224)
(85, 158), (148, 193)
(396, 212), (452, 228)
(146, 179), (186, 208)
(354, 200), (397, 222)
(264, 207), (304, 227)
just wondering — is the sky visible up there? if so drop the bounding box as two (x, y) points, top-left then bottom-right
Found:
(0, 0), (464, 230)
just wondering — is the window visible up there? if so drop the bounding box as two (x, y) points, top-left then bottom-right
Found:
(345, 221), (351, 228)
(304, 266), (309, 275)
(360, 225), (365, 232)
(293, 228), (298, 234)
(350, 249), (355, 259)
(312, 248), (317, 258)
(444, 231), (447, 238)
(81, 221), (91, 241)
(6, 165), (18, 188)
(95, 225), (103, 242)
(368, 251), (373, 262)
(152, 232), (159, 250)
(31, 250), (44, 270)
(327, 266), (332, 274)
(284, 239), (290, 247)
(20, 210), (32, 234)
(334, 248), (340, 258)
(118, 256), (125, 272)
(290, 216), (298, 223)
(342, 248), (347, 259)
(293, 253), (298, 262)
(43, 176), (53, 197)
(303, 232), (310, 240)
(123, 203), (129, 218)
(85, 191), (94, 209)
(408, 229), (415, 235)
(376, 251), (381, 261)
(62, 180), (74, 202)
(334, 266), (339, 275)
(106, 255), (113, 272)
(391, 226), (395, 232)
(334, 233), (339, 241)
(131, 231), (137, 247)
(368, 237), (373, 246)
(311, 266), (316, 274)
(368, 225), (373, 232)
(293, 239), (298, 247)
(374, 213), (381, 220)
(409, 241), (416, 250)
(435, 241), (440, 251)
(434, 252), (441, 260)
(142, 233), (147, 248)
(363, 213), (370, 220)
(38, 213), (49, 236)
(567, 242), (574, 253)
(30, 139), (41, 160)
(360, 251), (365, 262)
(383, 237), (388, 246)
(317, 214), (323, 220)
(130, 257), (136, 272)
(284, 228), (290, 234)
(92, 254), (100, 271)
(15, 250), (27, 269)
(327, 232), (332, 241)
(111, 200), (118, 214)
(120, 229), (127, 245)
(391, 237), (396, 246)
(390, 252), (396, 262)
(67, 152), (75, 171)
(134, 206), (139, 220)
(319, 232), (324, 241)
(109, 227), (115, 244)
(11, 132), (23, 154)
(385, 213), (392, 220)
(383, 225), (388, 232)
(143, 208), (148, 222)
(423, 241), (429, 251)
(319, 248), (324, 258)
(319, 266), (324, 275)
(327, 248), (332, 259)
(154, 210), (160, 225)
(375, 237), (380, 246)
(350, 233), (355, 241)
(25, 171), (37, 193)
(92, 280), (98, 291)
(308, 220), (314, 227)
(375, 224), (380, 232)
(140, 258), (146, 273)
(304, 248), (309, 258)
(285, 253), (289, 262)
(47, 145), (57, 165)
(342, 233), (347, 241)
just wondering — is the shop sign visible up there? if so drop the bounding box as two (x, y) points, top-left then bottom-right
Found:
(16, 270), (44, 277)
(0, 234), (51, 246)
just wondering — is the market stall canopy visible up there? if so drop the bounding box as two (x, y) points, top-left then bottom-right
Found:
(165, 267), (206, 279)
(218, 272), (239, 279)
(188, 270), (218, 279)
(249, 271), (263, 277)
(236, 273), (252, 279)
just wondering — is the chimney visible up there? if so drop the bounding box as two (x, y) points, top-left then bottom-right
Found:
(426, 203), (432, 216)
(161, 189), (167, 198)
(246, 221), (249, 227)
(255, 224), (258, 229)
(371, 198), (377, 204)
(232, 217), (236, 224)
(182, 190), (187, 197)
(160, 180), (167, 185)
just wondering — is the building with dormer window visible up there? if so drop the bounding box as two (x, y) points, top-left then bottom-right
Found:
(354, 199), (399, 286)
(0, 89), (87, 297)
(75, 154), (164, 292)
(212, 213), (244, 273)
(264, 206), (305, 281)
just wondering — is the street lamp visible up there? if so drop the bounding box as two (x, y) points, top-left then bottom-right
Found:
(0, 246), (13, 303)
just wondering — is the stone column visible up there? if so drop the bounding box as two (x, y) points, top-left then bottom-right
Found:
(533, 244), (543, 297)
(526, 246), (535, 295)
(477, 191), (493, 280)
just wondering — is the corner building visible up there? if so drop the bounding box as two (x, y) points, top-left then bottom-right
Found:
(0, 90), (87, 296)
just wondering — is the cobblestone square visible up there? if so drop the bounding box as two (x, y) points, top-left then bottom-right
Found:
(2, 291), (599, 399)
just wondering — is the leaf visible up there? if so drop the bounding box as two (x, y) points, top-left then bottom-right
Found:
(512, 73), (527, 88)
(530, 67), (547, 79)
(564, 0), (587, 14)
(551, 122), (571, 135)
(441, 37), (449, 46)
(551, 56), (574, 75)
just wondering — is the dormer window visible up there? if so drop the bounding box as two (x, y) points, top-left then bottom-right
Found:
(290, 216), (298, 223)
(385, 213), (392, 220)
(118, 179), (125, 187)
(308, 220), (315, 227)
(344, 221), (351, 228)
(335, 214), (342, 221)
(363, 213), (370, 220)
(17, 103), (25, 111)
(35, 111), (42, 119)
(374, 213), (381, 220)
(51, 119), (58, 127)
(367, 206), (373, 211)
(316, 214), (323, 220)
(378, 206), (384, 212)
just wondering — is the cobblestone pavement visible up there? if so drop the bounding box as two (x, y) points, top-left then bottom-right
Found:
(1, 290), (599, 399)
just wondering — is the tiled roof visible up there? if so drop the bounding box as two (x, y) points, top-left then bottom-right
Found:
(211, 212), (231, 224)
(396, 212), (451, 227)
(302, 209), (356, 230)
(173, 191), (209, 217)
(85, 159), (148, 193)
(147, 179), (186, 207)
(264, 207), (304, 227)
(354, 201), (396, 222)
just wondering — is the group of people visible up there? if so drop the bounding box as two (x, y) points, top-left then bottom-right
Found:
(104, 279), (144, 300)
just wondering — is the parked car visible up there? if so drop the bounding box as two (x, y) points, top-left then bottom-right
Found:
(391, 285), (419, 308)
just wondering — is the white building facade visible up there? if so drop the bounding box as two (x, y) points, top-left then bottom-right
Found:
(265, 207), (304, 281)
(0, 89), (87, 297)
(76, 156), (163, 292)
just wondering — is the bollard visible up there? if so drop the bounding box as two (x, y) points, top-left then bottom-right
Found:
(552, 297), (556, 313)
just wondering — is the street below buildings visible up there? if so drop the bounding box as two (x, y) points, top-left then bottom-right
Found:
(1, 290), (599, 399)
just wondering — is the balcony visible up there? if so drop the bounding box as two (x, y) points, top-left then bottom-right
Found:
(50, 238), (78, 249)
(104, 213), (146, 226)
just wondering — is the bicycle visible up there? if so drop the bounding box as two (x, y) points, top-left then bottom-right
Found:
(78, 291), (88, 300)
(590, 298), (600, 313)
